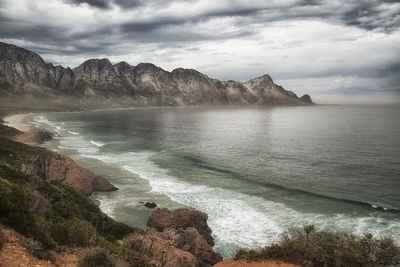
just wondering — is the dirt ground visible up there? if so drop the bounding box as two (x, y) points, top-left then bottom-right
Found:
(0, 228), (77, 267)
(214, 260), (300, 267)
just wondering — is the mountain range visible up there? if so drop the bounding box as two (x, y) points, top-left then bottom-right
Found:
(0, 42), (313, 107)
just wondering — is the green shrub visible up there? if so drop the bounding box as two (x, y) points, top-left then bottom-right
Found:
(0, 163), (30, 185)
(78, 247), (115, 267)
(234, 225), (400, 267)
(50, 218), (96, 246)
(39, 180), (136, 243)
(0, 178), (36, 237)
(0, 124), (22, 138)
(97, 237), (150, 267)
(0, 136), (49, 168)
(20, 236), (48, 259)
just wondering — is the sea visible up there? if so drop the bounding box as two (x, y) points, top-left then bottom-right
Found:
(30, 105), (400, 258)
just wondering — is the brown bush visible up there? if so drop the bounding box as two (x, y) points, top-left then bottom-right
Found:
(234, 225), (400, 267)
(0, 227), (6, 249)
(78, 247), (115, 267)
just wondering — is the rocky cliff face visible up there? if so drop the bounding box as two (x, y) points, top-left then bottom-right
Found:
(0, 42), (313, 106)
(21, 151), (117, 196)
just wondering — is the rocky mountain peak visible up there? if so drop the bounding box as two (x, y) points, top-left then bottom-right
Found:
(114, 61), (131, 68)
(247, 73), (274, 84)
(135, 62), (159, 70)
(74, 58), (113, 71)
(0, 42), (44, 64)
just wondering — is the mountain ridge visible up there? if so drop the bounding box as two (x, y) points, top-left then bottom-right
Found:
(0, 42), (313, 106)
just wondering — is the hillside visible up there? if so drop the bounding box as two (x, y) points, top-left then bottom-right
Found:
(0, 42), (313, 107)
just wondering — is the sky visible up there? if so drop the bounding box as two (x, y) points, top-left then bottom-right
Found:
(0, 0), (399, 104)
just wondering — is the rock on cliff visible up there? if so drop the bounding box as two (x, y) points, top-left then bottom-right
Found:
(21, 151), (117, 196)
(300, 94), (313, 104)
(0, 42), (313, 106)
(147, 208), (214, 246)
(0, 134), (116, 196)
(125, 208), (222, 267)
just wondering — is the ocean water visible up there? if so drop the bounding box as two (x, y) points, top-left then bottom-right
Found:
(32, 105), (400, 258)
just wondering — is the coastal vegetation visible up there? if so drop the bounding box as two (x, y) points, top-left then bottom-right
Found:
(234, 225), (400, 266)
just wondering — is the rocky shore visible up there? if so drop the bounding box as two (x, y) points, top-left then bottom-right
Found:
(2, 113), (117, 196)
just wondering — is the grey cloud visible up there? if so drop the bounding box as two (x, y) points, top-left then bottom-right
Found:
(64, 0), (110, 9)
(64, 0), (161, 9)
(329, 81), (400, 95)
(272, 62), (400, 81)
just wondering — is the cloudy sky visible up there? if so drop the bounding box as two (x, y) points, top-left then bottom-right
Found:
(0, 0), (399, 104)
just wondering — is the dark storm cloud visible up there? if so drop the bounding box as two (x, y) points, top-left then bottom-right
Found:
(63, 0), (400, 32)
(65, 0), (161, 9)
(338, 1), (399, 31)
(64, 0), (110, 9)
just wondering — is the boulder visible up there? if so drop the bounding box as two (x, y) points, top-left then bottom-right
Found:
(123, 229), (196, 267)
(147, 208), (214, 246)
(160, 227), (223, 266)
(143, 202), (157, 208)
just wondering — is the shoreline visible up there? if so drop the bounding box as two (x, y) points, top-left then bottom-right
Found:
(2, 112), (56, 145)
(3, 112), (35, 133)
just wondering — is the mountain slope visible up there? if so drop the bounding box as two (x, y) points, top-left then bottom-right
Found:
(0, 42), (313, 106)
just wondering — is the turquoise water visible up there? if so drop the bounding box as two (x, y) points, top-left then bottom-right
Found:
(33, 105), (400, 258)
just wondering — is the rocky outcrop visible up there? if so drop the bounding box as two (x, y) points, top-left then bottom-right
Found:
(0, 42), (314, 106)
(147, 208), (214, 246)
(123, 229), (196, 267)
(159, 227), (223, 266)
(21, 151), (117, 196)
(300, 94), (313, 104)
(141, 201), (157, 208)
(125, 208), (222, 267)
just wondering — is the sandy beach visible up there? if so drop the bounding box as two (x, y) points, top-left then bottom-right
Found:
(2, 113), (53, 144)
(3, 113), (34, 132)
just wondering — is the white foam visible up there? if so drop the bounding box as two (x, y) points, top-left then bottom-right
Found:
(58, 135), (99, 155)
(90, 140), (105, 147)
(68, 131), (79, 135)
(33, 115), (63, 134)
(120, 153), (291, 252)
(32, 116), (100, 155)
